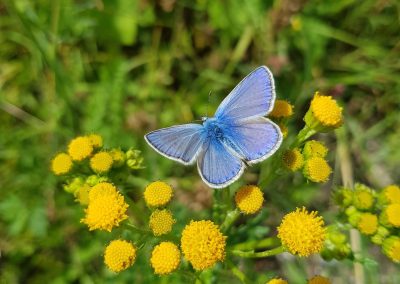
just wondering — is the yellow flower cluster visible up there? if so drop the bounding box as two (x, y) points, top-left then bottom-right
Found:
(51, 153), (73, 175)
(104, 240), (136, 272)
(144, 181), (173, 207)
(335, 183), (400, 263)
(277, 207), (326, 257)
(149, 209), (176, 236)
(150, 242), (181, 275)
(81, 182), (128, 232)
(90, 151), (113, 173)
(269, 100), (294, 118)
(305, 92), (343, 132)
(282, 140), (331, 183)
(181, 220), (226, 270)
(235, 185), (264, 214)
(282, 149), (304, 171)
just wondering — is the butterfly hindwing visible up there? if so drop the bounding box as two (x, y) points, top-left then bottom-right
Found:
(214, 66), (275, 121)
(197, 137), (244, 188)
(145, 124), (205, 165)
(220, 117), (283, 164)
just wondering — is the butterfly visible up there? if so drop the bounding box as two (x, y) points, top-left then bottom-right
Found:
(144, 66), (283, 188)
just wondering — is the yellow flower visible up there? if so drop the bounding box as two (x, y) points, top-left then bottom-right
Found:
(88, 182), (118, 202)
(277, 207), (326, 257)
(380, 185), (400, 205)
(357, 213), (378, 235)
(68, 136), (93, 161)
(149, 209), (176, 236)
(353, 184), (374, 210)
(181, 220), (226, 270)
(81, 190), (128, 232)
(282, 148), (304, 171)
(278, 123), (288, 138)
(104, 240), (136, 272)
(269, 100), (294, 118)
(88, 134), (103, 148)
(51, 153), (73, 175)
(303, 157), (331, 183)
(235, 185), (264, 214)
(90, 151), (113, 173)
(383, 236), (400, 263)
(303, 140), (328, 158)
(144, 181), (173, 207)
(304, 92), (343, 132)
(308, 275), (331, 284)
(150, 242), (181, 275)
(266, 278), (288, 284)
(381, 204), (400, 227)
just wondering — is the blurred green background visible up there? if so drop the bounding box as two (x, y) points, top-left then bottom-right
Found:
(1, 0), (399, 283)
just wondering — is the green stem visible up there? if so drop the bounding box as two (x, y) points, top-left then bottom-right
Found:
(292, 125), (316, 147)
(233, 237), (280, 251)
(126, 222), (151, 234)
(230, 246), (286, 258)
(227, 259), (250, 284)
(220, 209), (240, 232)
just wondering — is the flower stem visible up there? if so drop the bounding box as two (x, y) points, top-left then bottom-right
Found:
(233, 237), (280, 251)
(220, 209), (240, 232)
(292, 125), (316, 147)
(230, 245), (286, 258)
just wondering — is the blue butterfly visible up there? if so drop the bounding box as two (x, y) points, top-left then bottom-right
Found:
(145, 66), (283, 188)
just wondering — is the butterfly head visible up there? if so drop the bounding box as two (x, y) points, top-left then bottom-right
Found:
(201, 116), (208, 122)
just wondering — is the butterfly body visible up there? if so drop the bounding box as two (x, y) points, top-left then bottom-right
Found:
(145, 66), (283, 188)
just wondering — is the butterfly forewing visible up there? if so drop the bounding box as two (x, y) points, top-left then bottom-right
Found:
(214, 66), (275, 121)
(145, 124), (205, 165)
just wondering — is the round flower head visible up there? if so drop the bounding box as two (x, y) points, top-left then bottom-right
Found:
(379, 185), (400, 205)
(81, 190), (128, 232)
(88, 134), (103, 148)
(357, 213), (378, 235)
(150, 242), (181, 275)
(269, 100), (294, 118)
(333, 187), (353, 208)
(51, 153), (73, 175)
(89, 182), (118, 202)
(278, 123), (288, 138)
(277, 207), (326, 257)
(303, 140), (328, 158)
(381, 204), (400, 227)
(149, 209), (176, 236)
(235, 185), (264, 214)
(353, 184), (374, 210)
(304, 92), (343, 132)
(181, 220), (226, 270)
(383, 236), (400, 263)
(90, 151), (113, 173)
(267, 278), (288, 284)
(144, 181), (173, 207)
(282, 149), (304, 171)
(104, 240), (136, 272)
(68, 136), (93, 161)
(371, 226), (390, 245)
(85, 175), (109, 187)
(308, 275), (331, 284)
(303, 157), (332, 183)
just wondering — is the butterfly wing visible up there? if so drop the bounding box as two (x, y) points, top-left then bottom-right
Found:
(214, 66), (275, 121)
(145, 124), (205, 165)
(221, 117), (283, 164)
(197, 137), (245, 188)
